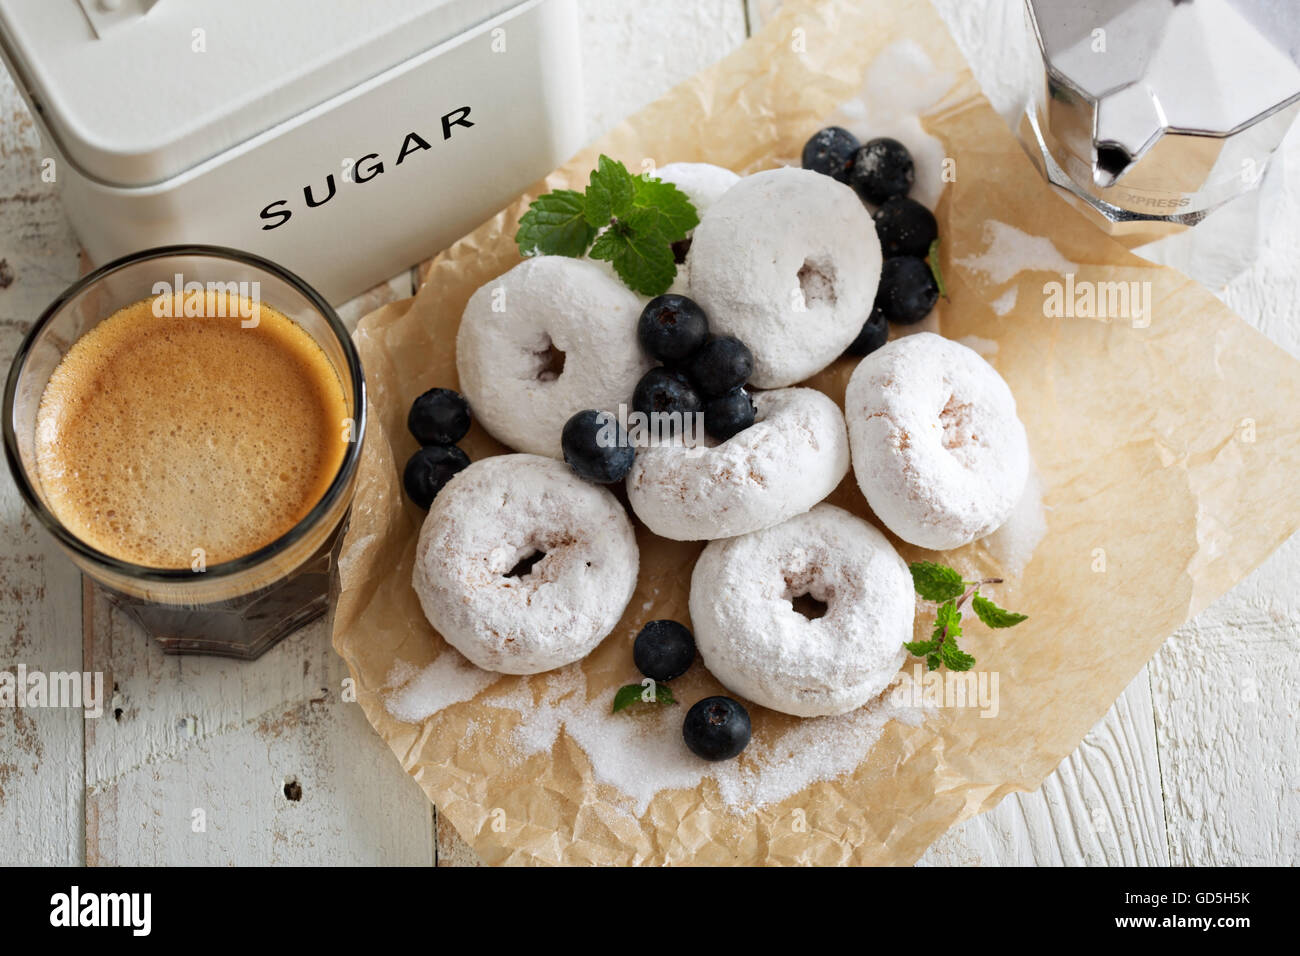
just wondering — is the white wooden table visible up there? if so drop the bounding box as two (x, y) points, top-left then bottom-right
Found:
(1, 0), (1295, 866)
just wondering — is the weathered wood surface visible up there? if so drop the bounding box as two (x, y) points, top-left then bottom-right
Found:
(1, 0), (1295, 866)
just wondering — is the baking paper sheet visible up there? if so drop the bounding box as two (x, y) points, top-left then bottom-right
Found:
(331, 0), (1300, 864)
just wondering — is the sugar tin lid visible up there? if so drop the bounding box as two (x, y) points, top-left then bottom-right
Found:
(0, 0), (528, 187)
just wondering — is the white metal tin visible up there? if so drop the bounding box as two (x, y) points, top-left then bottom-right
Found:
(0, 0), (585, 303)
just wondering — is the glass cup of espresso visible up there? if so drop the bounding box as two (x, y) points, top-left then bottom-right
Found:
(3, 245), (366, 659)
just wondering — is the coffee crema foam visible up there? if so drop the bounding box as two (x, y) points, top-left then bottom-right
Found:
(34, 293), (349, 569)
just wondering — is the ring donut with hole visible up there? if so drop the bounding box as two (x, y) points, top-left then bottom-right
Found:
(456, 256), (652, 458)
(845, 332), (1029, 550)
(688, 503), (913, 717)
(412, 454), (639, 674)
(626, 387), (849, 541)
(685, 166), (882, 388)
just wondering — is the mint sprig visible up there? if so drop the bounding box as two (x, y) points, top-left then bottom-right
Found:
(904, 562), (1027, 671)
(612, 679), (677, 713)
(516, 155), (699, 297)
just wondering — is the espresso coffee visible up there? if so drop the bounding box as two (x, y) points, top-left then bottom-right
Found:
(34, 292), (349, 569)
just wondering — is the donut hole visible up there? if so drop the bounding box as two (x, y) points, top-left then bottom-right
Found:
(789, 593), (829, 620)
(796, 257), (838, 310)
(783, 569), (831, 621)
(533, 337), (566, 382)
(504, 549), (547, 579)
(939, 394), (978, 451)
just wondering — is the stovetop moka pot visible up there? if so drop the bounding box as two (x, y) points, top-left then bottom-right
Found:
(1017, 0), (1300, 246)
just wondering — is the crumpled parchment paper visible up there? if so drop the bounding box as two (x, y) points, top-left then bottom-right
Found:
(330, 0), (1300, 865)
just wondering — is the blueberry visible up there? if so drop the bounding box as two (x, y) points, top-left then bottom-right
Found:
(637, 294), (710, 364)
(687, 335), (753, 398)
(561, 409), (634, 483)
(845, 306), (890, 356)
(801, 126), (860, 184)
(403, 444), (470, 509)
(874, 256), (939, 325)
(633, 620), (696, 682)
(850, 137), (915, 205)
(703, 387), (756, 440)
(633, 367), (703, 426)
(407, 387), (471, 446)
(683, 696), (751, 761)
(873, 197), (937, 259)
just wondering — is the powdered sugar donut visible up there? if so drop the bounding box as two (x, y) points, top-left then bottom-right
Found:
(686, 167), (881, 388)
(456, 257), (651, 459)
(689, 503), (913, 717)
(845, 332), (1029, 550)
(412, 454), (639, 675)
(626, 387), (849, 541)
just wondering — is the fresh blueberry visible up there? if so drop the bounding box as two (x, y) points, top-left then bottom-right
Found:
(407, 387), (471, 446)
(633, 620), (696, 682)
(845, 306), (890, 356)
(403, 444), (470, 509)
(850, 137), (915, 205)
(637, 294), (710, 364)
(801, 126), (861, 184)
(687, 335), (753, 398)
(873, 196), (937, 259)
(703, 387), (756, 440)
(633, 367), (703, 426)
(874, 256), (939, 325)
(561, 409), (634, 483)
(683, 696), (751, 761)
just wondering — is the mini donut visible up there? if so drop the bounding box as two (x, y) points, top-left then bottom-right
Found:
(686, 167), (882, 388)
(412, 454), (639, 675)
(456, 257), (652, 458)
(844, 332), (1029, 550)
(689, 503), (913, 717)
(626, 387), (849, 541)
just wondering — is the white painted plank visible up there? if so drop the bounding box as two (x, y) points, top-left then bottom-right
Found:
(0, 74), (89, 866)
(84, 584), (434, 866)
(1151, 577), (1300, 866)
(920, 669), (1169, 866)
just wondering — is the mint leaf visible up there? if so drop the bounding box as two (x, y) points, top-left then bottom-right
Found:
(584, 155), (636, 227)
(927, 238), (947, 298)
(590, 208), (678, 296)
(933, 600), (962, 642)
(972, 594), (1028, 628)
(904, 639), (936, 657)
(909, 561), (966, 602)
(926, 653), (942, 671)
(631, 177), (699, 240)
(611, 680), (675, 713)
(516, 189), (596, 257)
(939, 638), (976, 671)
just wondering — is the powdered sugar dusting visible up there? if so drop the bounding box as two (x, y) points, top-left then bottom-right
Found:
(981, 464), (1047, 575)
(957, 334), (999, 357)
(388, 655), (924, 817)
(833, 40), (955, 208)
(384, 652), (500, 723)
(955, 220), (1075, 286)
(991, 286), (1018, 316)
